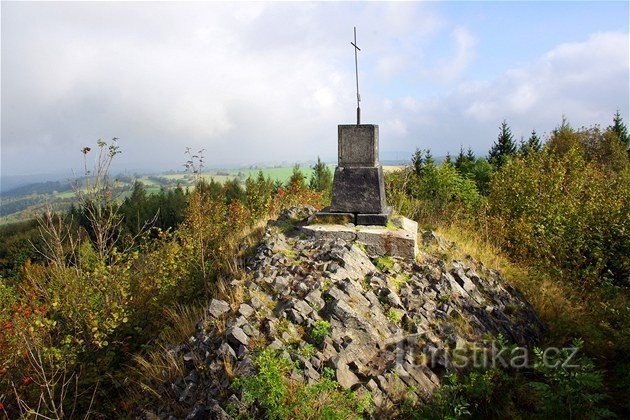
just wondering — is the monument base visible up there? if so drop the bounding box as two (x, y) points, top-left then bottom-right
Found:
(310, 206), (392, 226)
(329, 166), (388, 215)
(301, 215), (418, 260)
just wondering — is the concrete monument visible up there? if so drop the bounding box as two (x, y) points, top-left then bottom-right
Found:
(305, 28), (417, 260)
(314, 27), (392, 226)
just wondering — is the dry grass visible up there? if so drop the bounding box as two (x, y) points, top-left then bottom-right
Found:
(130, 303), (205, 401)
(434, 222), (615, 355)
(132, 345), (185, 399)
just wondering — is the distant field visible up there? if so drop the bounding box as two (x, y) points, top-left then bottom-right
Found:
(0, 164), (405, 224)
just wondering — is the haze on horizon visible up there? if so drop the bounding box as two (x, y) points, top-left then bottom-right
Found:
(1, 1), (628, 183)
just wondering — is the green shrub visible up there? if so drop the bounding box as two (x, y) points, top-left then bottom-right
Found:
(310, 320), (331, 344)
(529, 339), (614, 419)
(235, 348), (372, 419)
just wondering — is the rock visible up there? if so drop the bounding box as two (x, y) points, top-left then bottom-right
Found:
(292, 299), (314, 317)
(336, 362), (360, 389)
(185, 404), (208, 420)
(208, 299), (231, 318)
(305, 290), (325, 311)
(155, 208), (543, 418)
(217, 342), (236, 360)
(273, 276), (290, 295)
(226, 326), (249, 347)
(183, 352), (196, 370)
(276, 205), (317, 224)
(238, 303), (255, 318)
(422, 230), (449, 250)
(268, 339), (283, 351)
(208, 403), (230, 420)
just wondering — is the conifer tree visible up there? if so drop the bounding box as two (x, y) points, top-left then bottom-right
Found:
(309, 157), (332, 193)
(608, 110), (629, 148)
(488, 120), (517, 167)
(466, 147), (476, 162)
(527, 130), (542, 152)
(287, 164), (306, 189)
(519, 130), (542, 158)
(455, 146), (466, 170)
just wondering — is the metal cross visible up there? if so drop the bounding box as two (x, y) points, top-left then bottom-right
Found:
(351, 26), (361, 125)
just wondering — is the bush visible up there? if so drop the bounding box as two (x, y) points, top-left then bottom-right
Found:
(487, 137), (629, 287)
(234, 348), (371, 419)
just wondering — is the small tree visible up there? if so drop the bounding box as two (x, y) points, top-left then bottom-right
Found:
(488, 120), (517, 168)
(412, 148), (435, 177)
(608, 110), (629, 148)
(287, 164), (306, 190)
(309, 157), (333, 203)
(309, 157), (332, 192)
(519, 130), (542, 158)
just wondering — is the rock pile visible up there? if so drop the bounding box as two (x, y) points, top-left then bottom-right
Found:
(145, 207), (543, 419)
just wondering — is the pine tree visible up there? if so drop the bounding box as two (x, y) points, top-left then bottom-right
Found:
(412, 148), (435, 177)
(528, 130), (542, 152)
(455, 146), (466, 170)
(608, 110), (629, 148)
(287, 164), (306, 189)
(519, 130), (542, 158)
(466, 147), (476, 162)
(488, 120), (517, 167)
(309, 157), (332, 193)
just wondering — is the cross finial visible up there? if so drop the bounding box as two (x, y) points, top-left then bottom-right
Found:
(351, 26), (361, 125)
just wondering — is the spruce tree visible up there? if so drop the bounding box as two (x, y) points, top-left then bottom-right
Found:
(309, 157), (332, 192)
(488, 120), (517, 167)
(465, 147), (476, 162)
(519, 130), (541, 158)
(455, 146), (466, 170)
(608, 110), (629, 148)
(527, 130), (542, 152)
(287, 164), (306, 189)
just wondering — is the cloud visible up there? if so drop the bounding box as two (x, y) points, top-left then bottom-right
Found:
(379, 31), (629, 154)
(436, 27), (478, 83)
(1, 2), (627, 180)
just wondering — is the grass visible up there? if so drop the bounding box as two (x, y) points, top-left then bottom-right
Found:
(433, 222), (627, 359)
(387, 308), (403, 324)
(374, 256), (395, 272)
(131, 303), (205, 402)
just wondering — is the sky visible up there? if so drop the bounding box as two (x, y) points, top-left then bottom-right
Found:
(1, 1), (628, 182)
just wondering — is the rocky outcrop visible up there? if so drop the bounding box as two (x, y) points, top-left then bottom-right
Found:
(144, 207), (543, 419)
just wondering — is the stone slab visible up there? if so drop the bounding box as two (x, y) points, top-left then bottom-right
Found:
(330, 166), (388, 214)
(301, 216), (418, 260)
(356, 206), (392, 226)
(338, 124), (379, 167)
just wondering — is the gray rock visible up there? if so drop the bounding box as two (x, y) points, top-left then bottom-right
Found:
(226, 326), (249, 347)
(336, 362), (360, 389)
(292, 299), (314, 317)
(185, 404), (208, 420)
(305, 290), (325, 311)
(268, 339), (283, 351)
(217, 342), (236, 360)
(273, 276), (290, 295)
(208, 299), (231, 318)
(238, 303), (255, 318)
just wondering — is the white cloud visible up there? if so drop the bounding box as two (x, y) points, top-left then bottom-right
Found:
(1, 2), (627, 179)
(380, 31), (629, 154)
(435, 27), (478, 82)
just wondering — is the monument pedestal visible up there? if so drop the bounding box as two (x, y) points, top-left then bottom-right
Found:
(302, 216), (418, 260)
(314, 124), (391, 226)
